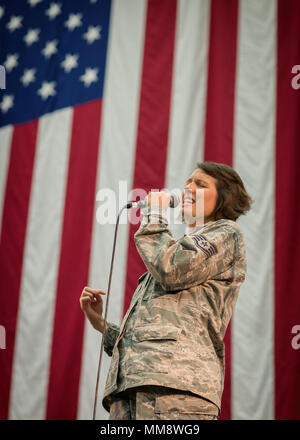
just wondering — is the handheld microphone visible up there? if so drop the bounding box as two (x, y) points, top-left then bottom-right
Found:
(126, 192), (180, 209)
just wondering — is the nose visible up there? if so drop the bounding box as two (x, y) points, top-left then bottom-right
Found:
(182, 183), (196, 202)
(183, 182), (196, 192)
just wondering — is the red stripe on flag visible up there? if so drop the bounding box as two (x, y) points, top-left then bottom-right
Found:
(204, 0), (239, 164)
(275, 0), (300, 420)
(0, 121), (38, 420)
(46, 100), (102, 419)
(203, 0), (239, 420)
(122, 0), (177, 315)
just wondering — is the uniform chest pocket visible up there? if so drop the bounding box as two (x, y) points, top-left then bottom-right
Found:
(132, 324), (181, 342)
(130, 324), (182, 374)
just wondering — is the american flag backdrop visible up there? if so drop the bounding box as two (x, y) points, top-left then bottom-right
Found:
(0, 0), (299, 420)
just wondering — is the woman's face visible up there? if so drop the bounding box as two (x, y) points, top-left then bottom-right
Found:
(180, 169), (218, 226)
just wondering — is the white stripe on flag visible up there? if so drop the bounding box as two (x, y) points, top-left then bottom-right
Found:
(165, 0), (210, 239)
(232, 0), (276, 420)
(77, 0), (147, 420)
(0, 125), (12, 233)
(9, 109), (73, 419)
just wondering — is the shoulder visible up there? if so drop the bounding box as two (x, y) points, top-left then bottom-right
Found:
(191, 219), (245, 251)
(198, 218), (244, 237)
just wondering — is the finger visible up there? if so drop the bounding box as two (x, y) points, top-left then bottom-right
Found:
(84, 287), (106, 295)
(81, 293), (98, 305)
(80, 296), (92, 305)
(94, 290), (106, 295)
(80, 297), (100, 310)
(80, 296), (92, 310)
(81, 291), (94, 300)
(82, 292), (103, 307)
(163, 191), (171, 200)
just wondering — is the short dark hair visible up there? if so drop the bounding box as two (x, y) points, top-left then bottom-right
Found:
(196, 161), (253, 222)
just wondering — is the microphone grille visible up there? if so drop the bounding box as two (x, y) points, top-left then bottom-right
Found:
(170, 193), (180, 208)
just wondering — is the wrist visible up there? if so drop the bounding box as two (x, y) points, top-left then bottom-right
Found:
(93, 317), (108, 333)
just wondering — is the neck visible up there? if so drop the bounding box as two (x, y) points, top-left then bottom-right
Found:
(186, 215), (215, 234)
(187, 221), (205, 234)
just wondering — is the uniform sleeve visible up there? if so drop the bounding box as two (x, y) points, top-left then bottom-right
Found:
(134, 206), (241, 291)
(103, 322), (120, 357)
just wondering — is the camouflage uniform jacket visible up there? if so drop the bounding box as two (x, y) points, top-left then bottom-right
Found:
(102, 207), (247, 413)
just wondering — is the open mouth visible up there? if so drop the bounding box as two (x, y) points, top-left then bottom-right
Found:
(182, 196), (195, 206)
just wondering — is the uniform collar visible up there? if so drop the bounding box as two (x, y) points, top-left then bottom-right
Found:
(185, 220), (215, 236)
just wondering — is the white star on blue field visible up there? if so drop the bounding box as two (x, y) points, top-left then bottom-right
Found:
(0, 0), (112, 128)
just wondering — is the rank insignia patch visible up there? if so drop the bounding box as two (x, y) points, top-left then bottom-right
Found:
(191, 234), (217, 257)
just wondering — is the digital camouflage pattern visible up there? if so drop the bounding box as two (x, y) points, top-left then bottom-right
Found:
(109, 385), (219, 420)
(102, 206), (247, 416)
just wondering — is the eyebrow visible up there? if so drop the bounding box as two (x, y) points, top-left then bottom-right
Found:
(186, 177), (208, 185)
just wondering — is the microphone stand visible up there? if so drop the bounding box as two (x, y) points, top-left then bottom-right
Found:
(91, 194), (179, 419)
(92, 202), (132, 420)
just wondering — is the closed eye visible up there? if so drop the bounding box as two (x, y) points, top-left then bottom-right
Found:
(186, 179), (206, 187)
